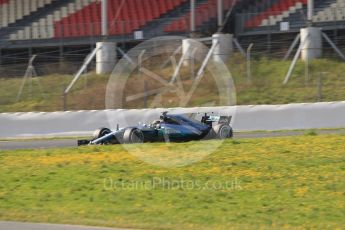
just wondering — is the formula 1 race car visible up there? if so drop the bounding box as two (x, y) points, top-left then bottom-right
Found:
(78, 112), (233, 146)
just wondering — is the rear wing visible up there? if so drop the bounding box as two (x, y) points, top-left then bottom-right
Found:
(207, 115), (232, 125)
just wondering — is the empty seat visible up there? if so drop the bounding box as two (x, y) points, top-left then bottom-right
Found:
(54, 0), (187, 38)
(165, 0), (235, 33)
(244, 0), (308, 28)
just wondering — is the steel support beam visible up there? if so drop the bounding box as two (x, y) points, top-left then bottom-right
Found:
(101, 0), (108, 36)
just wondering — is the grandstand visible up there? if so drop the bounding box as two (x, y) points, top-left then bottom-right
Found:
(0, 0), (234, 42)
(0, 0), (236, 68)
(0, 0), (344, 66)
(0, 0), (342, 39)
(237, 0), (345, 35)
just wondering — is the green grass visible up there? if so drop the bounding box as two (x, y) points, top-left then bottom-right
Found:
(0, 73), (109, 113)
(230, 56), (345, 105)
(1, 135), (344, 229)
(1, 57), (345, 112)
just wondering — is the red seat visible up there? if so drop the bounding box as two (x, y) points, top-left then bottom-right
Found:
(0, 0), (9, 5)
(243, 0), (307, 29)
(54, 0), (188, 38)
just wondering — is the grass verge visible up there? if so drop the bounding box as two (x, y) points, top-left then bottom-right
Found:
(1, 58), (345, 112)
(0, 135), (344, 229)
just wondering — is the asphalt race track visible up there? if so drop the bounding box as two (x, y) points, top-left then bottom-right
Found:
(0, 132), (299, 150)
(1, 130), (345, 150)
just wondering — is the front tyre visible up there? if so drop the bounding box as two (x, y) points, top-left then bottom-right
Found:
(213, 124), (233, 139)
(93, 128), (111, 140)
(123, 128), (144, 144)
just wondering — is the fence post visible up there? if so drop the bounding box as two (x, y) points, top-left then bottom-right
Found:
(144, 80), (148, 108)
(305, 54), (310, 86)
(63, 83), (67, 111)
(317, 72), (323, 102)
(0, 48), (2, 74)
(246, 43), (254, 84)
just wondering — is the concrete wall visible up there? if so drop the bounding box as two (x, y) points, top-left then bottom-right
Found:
(1, 101), (345, 138)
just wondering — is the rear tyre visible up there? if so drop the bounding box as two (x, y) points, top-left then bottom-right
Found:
(213, 124), (233, 139)
(123, 128), (144, 144)
(93, 127), (111, 140)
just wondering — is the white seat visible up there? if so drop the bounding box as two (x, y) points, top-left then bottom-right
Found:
(16, 0), (23, 20)
(17, 30), (24, 40)
(8, 0), (98, 40)
(24, 27), (31, 39)
(1, 4), (9, 27)
(61, 7), (68, 18)
(23, 1), (30, 16)
(261, 19), (268, 26)
(46, 15), (54, 38)
(39, 18), (47, 38)
(9, 0), (15, 23)
(9, 33), (17, 40)
(68, 3), (75, 14)
(32, 22), (39, 39)
(268, 15), (277, 26)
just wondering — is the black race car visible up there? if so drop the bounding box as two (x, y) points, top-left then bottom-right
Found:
(78, 112), (233, 146)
